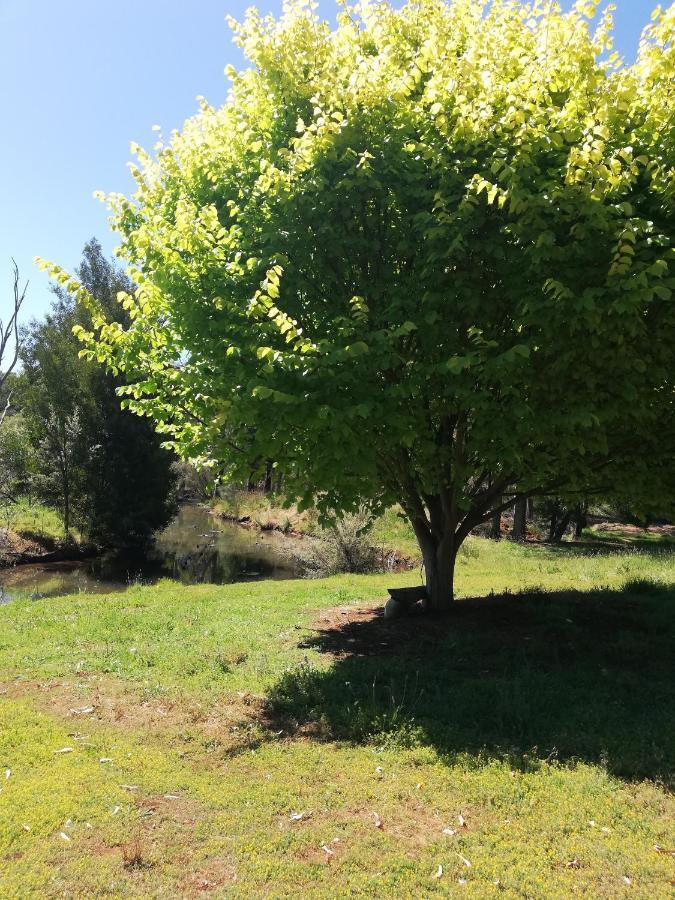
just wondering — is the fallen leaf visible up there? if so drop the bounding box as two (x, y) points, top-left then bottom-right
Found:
(434, 864), (443, 879)
(22, 824), (30, 832)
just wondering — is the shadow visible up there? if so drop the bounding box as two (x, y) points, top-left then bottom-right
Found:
(268, 581), (675, 785)
(539, 538), (675, 557)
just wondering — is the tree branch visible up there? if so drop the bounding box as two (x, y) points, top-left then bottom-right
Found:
(0, 260), (27, 398)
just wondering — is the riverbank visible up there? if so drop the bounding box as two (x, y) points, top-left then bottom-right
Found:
(1, 540), (673, 896)
(0, 500), (93, 571)
(211, 492), (675, 564)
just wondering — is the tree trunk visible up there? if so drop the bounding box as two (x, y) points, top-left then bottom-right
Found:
(63, 484), (70, 536)
(553, 511), (572, 542)
(423, 543), (456, 611)
(548, 502), (559, 541)
(574, 503), (587, 538)
(489, 502), (502, 540)
(263, 460), (273, 494)
(511, 497), (527, 542)
(412, 519), (456, 612)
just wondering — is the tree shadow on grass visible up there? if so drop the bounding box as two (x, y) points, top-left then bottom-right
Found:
(536, 538), (675, 557)
(268, 580), (675, 785)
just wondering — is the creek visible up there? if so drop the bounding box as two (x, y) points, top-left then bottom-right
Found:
(0, 505), (297, 603)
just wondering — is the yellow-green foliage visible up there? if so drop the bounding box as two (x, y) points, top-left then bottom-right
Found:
(1, 540), (674, 896)
(37, 0), (675, 553)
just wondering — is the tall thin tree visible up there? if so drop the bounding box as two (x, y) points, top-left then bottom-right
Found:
(0, 261), (27, 429)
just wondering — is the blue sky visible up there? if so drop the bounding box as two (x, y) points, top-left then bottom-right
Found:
(0, 0), (660, 322)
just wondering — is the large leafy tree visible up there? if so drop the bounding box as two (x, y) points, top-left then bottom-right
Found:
(41, 0), (675, 607)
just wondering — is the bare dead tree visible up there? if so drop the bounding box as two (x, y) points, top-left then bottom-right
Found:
(0, 260), (27, 429)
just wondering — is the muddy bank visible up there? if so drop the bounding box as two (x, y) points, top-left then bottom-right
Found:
(0, 528), (87, 569)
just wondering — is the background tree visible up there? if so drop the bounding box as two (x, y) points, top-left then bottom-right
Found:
(0, 413), (36, 505)
(25, 240), (176, 547)
(0, 262), (27, 429)
(20, 303), (87, 535)
(43, 0), (675, 607)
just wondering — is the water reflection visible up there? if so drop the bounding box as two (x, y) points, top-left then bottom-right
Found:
(0, 506), (297, 603)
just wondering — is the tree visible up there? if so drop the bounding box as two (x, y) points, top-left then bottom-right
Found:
(0, 262), (27, 429)
(511, 498), (527, 543)
(21, 303), (88, 535)
(41, 1), (675, 608)
(0, 414), (36, 505)
(24, 241), (176, 547)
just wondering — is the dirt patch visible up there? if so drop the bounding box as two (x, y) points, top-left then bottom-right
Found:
(0, 676), (274, 755)
(301, 602), (453, 659)
(591, 522), (675, 538)
(0, 528), (51, 565)
(0, 527), (95, 569)
(178, 860), (238, 896)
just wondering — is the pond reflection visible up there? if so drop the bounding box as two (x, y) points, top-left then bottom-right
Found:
(0, 506), (297, 603)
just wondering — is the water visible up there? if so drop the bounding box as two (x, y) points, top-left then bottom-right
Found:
(0, 505), (298, 603)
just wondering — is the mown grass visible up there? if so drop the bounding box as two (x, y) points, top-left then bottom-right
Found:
(1, 538), (674, 897)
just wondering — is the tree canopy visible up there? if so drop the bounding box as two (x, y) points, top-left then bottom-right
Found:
(40, 0), (675, 607)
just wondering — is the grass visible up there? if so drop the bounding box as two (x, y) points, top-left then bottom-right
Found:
(0, 537), (674, 897)
(212, 490), (319, 535)
(0, 498), (66, 546)
(585, 526), (675, 547)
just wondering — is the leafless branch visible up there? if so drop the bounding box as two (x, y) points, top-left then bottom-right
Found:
(0, 260), (28, 426)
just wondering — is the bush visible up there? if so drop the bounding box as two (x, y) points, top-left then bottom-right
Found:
(290, 509), (382, 577)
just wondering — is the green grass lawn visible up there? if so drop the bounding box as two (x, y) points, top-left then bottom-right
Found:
(1, 538), (674, 897)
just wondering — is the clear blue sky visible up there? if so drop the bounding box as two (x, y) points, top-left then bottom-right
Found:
(0, 0), (660, 322)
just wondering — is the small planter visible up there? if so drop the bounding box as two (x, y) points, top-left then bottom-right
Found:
(384, 585), (428, 619)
